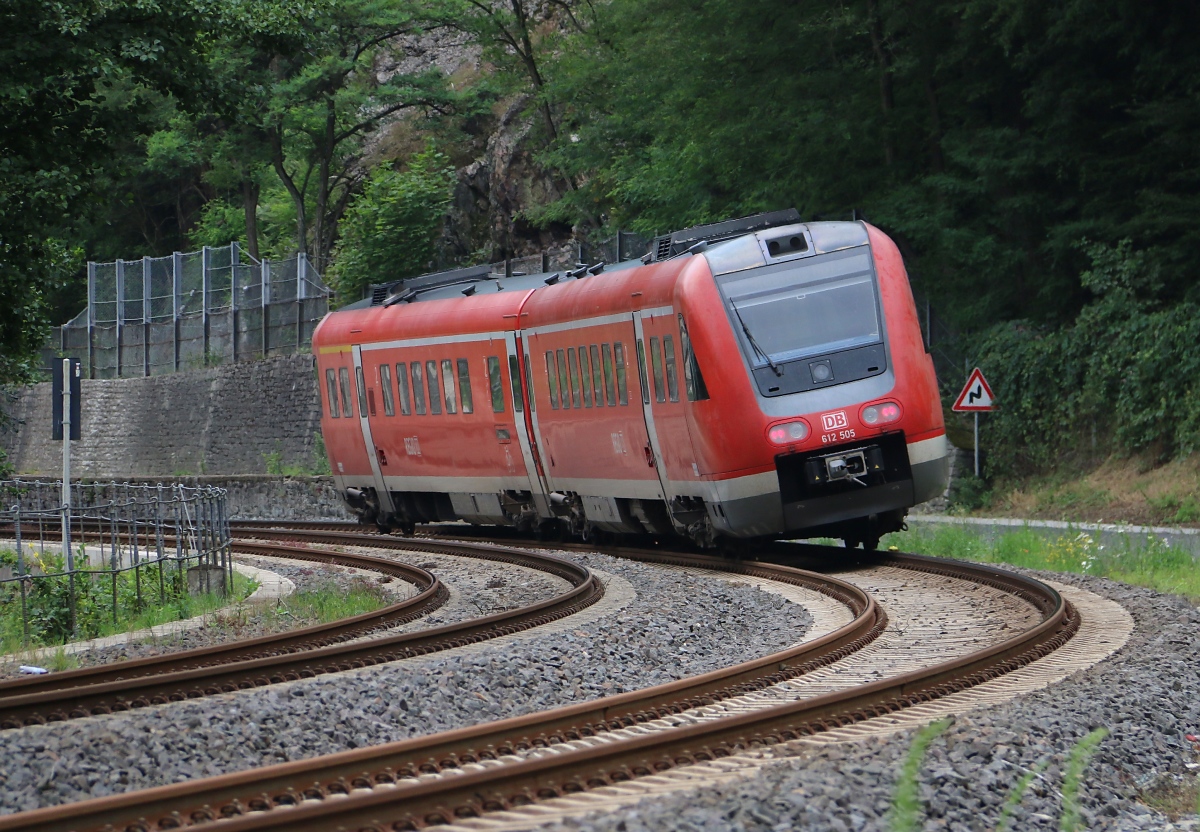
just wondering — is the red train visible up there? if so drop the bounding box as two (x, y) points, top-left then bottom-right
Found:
(313, 210), (949, 549)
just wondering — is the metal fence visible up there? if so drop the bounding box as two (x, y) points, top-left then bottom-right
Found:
(0, 480), (232, 646)
(44, 244), (328, 379)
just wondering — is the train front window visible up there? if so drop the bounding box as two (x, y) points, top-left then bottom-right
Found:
(718, 247), (880, 367)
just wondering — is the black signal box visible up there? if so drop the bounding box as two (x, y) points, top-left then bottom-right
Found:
(51, 359), (82, 441)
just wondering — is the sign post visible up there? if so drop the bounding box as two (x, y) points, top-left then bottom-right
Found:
(52, 358), (82, 613)
(951, 367), (996, 478)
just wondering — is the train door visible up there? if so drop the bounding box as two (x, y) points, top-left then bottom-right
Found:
(352, 345), (396, 516)
(633, 311), (675, 511)
(505, 331), (552, 516)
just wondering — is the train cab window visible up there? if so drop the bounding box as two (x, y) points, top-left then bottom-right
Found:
(635, 340), (651, 404)
(410, 362), (427, 415)
(649, 337), (666, 403)
(556, 349), (571, 409)
(508, 356), (524, 413)
(615, 341), (629, 405)
(355, 366), (369, 415)
(545, 351), (560, 409)
(426, 360), (442, 414)
(589, 345), (604, 407)
(567, 348), (582, 408)
(601, 345), (616, 406)
(441, 359), (457, 414)
(678, 314), (710, 401)
(379, 364), (395, 416)
(325, 369), (340, 418)
(663, 335), (680, 402)
(457, 359), (473, 413)
(487, 356), (505, 413)
(396, 363), (412, 415)
(338, 367), (353, 417)
(577, 347), (593, 407)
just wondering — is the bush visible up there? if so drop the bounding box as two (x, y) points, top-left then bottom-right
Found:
(329, 144), (455, 302)
(972, 240), (1200, 478)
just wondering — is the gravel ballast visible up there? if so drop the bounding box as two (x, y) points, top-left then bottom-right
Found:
(0, 549), (812, 814)
(541, 570), (1200, 832)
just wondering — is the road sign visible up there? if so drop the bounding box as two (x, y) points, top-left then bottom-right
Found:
(952, 368), (995, 412)
(52, 358), (82, 440)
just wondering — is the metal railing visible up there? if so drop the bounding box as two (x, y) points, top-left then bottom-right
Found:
(0, 480), (232, 646)
(43, 244), (328, 379)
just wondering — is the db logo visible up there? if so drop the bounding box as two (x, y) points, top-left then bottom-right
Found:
(821, 411), (848, 431)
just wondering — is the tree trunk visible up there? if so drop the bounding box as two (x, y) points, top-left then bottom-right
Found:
(269, 128), (308, 256)
(241, 179), (261, 260)
(866, 0), (895, 167)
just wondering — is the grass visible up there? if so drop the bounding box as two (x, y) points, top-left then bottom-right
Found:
(882, 524), (1200, 600)
(263, 580), (391, 626)
(1061, 728), (1109, 832)
(887, 717), (951, 831)
(0, 565), (258, 655)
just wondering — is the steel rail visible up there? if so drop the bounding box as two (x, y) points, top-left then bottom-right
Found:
(0, 542), (882, 832)
(0, 537), (1075, 832)
(0, 536), (602, 730)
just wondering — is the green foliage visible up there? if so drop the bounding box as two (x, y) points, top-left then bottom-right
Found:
(974, 239), (1200, 477)
(995, 759), (1049, 832)
(888, 718), (952, 832)
(948, 473), (991, 512)
(329, 145), (456, 301)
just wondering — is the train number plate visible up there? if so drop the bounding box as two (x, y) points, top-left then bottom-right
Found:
(820, 410), (854, 443)
(821, 428), (856, 444)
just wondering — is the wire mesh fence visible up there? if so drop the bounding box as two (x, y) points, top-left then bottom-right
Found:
(42, 245), (328, 379)
(0, 480), (232, 647)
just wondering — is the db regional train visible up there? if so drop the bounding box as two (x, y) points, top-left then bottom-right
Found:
(313, 209), (950, 549)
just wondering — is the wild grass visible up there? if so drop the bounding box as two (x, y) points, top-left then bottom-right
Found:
(263, 580), (391, 627)
(887, 718), (951, 832)
(882, 524), (1200, 600)
(1060, 728), (1110, 832)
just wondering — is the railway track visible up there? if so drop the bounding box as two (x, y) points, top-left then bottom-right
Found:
(0, 524), (1080, 832)
(0, 533), (601, 730)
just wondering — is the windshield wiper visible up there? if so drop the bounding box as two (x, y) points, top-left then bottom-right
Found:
(730, 302), (783, 376)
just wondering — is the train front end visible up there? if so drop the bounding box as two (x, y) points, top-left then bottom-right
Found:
(683, 219), (950, 547)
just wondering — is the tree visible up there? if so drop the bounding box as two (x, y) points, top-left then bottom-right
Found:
(0, 0), (209, 383)
(329, 144), (456, 301)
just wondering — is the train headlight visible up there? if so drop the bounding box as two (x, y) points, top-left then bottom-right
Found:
(768, 420), (810, 445)
(861, 401), (902, 425)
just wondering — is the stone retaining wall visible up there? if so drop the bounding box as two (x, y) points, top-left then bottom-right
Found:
(1, 355), (323, 478)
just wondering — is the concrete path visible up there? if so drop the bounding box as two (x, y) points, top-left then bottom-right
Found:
(2, 559), (294, 669)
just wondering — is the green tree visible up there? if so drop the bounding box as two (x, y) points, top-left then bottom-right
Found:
(330, 145), (456, 301)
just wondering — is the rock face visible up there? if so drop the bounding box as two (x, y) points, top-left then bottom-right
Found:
(1, 354), (323, 478)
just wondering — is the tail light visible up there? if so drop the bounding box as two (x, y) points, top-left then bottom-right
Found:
(861, 401), (901, 425)
(768, 420), (810, 445)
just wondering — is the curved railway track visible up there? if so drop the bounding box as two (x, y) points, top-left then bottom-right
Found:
(0, 524), (1080, 832)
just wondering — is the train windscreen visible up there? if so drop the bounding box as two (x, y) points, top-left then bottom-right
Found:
(717, 247), (880, 367)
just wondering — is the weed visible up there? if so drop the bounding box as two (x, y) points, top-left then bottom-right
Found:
(888, 718), (952, 832)
(45, 647), (78, 673)
(995, 759), (1049, 832)
(1061, 728), (1109, 831)
(948, 473), (991, 512)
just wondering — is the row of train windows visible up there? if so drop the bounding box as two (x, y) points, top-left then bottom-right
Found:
(326, 356), (526, 419)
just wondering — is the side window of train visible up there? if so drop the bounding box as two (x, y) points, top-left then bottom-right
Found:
(508, 355), (524, 413)
(589, 345), (604, 407)
(338, 367), (353, 416)
(441, 359), (457, 414)
(544, 351), (560, 409)
(663, 335), (680, 403)
(410, 361), (426, 415)
(325, 368), (340, 418)
(567, 348), (582, 408)
(556, 348), (571, 409)
(601, 344), (616, 406)
(524, 354), (535, 412)
(577, 347), (593, 407)
(648, 337), (666, 403)
(677, 314), (710, 401)
(379, 364), (395, 416)
(614, 341), (629, 405)
(396, 363), (412, 415)
(635, 340), (651, 404)
(355, 366), (369, 416)
(457, 359), (473, 413)
(487, 356), (505, 413)
(426, 360), (442, 414)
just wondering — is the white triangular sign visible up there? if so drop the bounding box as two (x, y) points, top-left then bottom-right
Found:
(952, 368), (995, 412)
